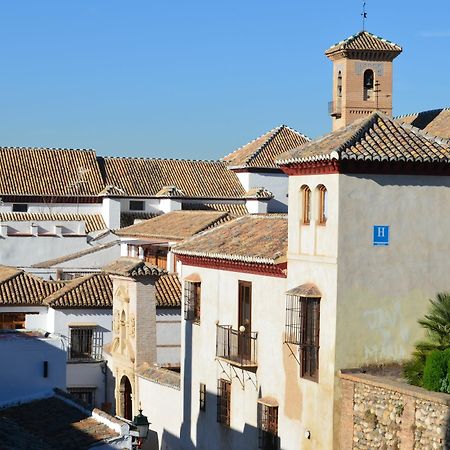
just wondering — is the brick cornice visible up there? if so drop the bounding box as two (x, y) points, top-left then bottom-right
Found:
(177, 255), (287, 278)
(279, 160), (450, 176)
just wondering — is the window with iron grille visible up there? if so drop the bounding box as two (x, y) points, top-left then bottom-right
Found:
(217, 379), (231, 426)
(184, 281), (201, 323)
(69, 327), (103, 361)
(285, 294), (320, 381)
(68, 387), (96, 407)
(199, 383), (206, 411)
(258, 403), (278, 450)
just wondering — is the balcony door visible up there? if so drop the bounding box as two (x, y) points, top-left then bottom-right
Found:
(238, 281), (252, 362)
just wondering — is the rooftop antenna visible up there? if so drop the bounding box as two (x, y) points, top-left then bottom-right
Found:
(361, 2), (367, 31)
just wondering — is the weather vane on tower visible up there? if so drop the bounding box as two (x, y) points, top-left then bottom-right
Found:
(361, 2), (367, 31)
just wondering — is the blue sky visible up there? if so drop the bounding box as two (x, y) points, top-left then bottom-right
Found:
(0, 1), (449, 159)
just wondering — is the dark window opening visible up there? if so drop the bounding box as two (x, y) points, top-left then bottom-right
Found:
(363, 69), (374, 101)
(258, 403), (279, 450)
(199, 383), (206, 411)
(129, 200), (145, 211)
(68, 387), (96, 407)
(184, 281), (201, 323)
(285, 294), (320, 382)
(12, 203), (28, 212)
(217, 379), (231, 426)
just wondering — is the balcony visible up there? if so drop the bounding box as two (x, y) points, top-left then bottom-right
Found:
(328, 99), (342, 117)
(216, 324), (258, 369)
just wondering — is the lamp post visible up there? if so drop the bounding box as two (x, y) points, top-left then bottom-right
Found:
(131, 408), (150, 449)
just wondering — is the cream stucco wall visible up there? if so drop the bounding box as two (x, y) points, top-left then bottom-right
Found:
(179, 262), (327, 450)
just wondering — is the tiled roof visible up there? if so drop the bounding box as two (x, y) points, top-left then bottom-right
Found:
(182, 202), (248, 216)
(325, 31), (402, 58)
(100, 157), (245, 198)
(0, 213), (107, 233)
(155, 273), (181, 307)
(32, 240), (120, 268)
(396, 108), (450, 141)
(223, 125), (309, 169)
(0, 266), (64, 306)
(0, 148), (104, 197)
(138, 363), (181, 389)
(120, 211), (160, 228)
(286, 283), (322, 298)
(43, 273), (112, 309)
(0, 395), (120, 450)
(277, 112), (450, 166)
(173, 214), (288, 264)
(116, 210), (231, 241)
(243, 187), (274, 199)
(103, 257), (166, 278)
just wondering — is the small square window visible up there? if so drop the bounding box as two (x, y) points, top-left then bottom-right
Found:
(12, 203), (28, 212)
(129, 200), (145, 211)
(199, 383), (206, 411)
(69, 326), (103, 361)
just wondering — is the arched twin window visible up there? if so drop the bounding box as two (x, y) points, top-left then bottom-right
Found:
(301, 184), (328, 225)
(317, 185), (328, 225)
(301, 186), (311, 225)
(363, 69), (374, 101)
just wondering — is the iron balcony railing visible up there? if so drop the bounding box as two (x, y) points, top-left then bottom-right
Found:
(216, 324), (258, 368)
(328, 98), (342, 117)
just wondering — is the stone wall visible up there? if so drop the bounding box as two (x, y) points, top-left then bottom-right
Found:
(339, 371), (450, 449)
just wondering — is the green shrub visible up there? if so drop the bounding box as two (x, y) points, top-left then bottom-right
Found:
(422, 349), (450, 392)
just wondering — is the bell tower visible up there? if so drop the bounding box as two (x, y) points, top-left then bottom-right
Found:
(325, 31), (402, 131)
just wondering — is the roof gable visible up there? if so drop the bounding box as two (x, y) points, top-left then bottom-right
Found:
(277, 112), (450, 166)
(0, 266), (64, 306)
(325, 31), (402, 60)
(396, 108), (450, 141)
(43, 273), (113, 309)
(223, 125), (309, 169)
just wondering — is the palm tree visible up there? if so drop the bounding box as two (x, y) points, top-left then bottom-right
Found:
(403, 292), (450, 386)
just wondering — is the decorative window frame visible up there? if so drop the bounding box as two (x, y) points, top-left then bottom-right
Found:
(184, 280), (201, 323)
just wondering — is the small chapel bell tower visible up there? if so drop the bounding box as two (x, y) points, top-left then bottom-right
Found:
(325, 31), (402, 131)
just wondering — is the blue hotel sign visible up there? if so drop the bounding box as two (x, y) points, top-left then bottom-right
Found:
(373, 225), (389, 246)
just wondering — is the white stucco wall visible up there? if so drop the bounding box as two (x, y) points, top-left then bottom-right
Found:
(0, 202), (103, 215)
(178, 263), (319, 450)
(0, 333), (66, 405)
(137, 376), (182, 450)
(236, 171), (289, 212)
(156, 308), (181, 367)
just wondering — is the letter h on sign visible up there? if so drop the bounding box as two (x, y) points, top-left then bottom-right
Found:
(373, 225), (389, 246)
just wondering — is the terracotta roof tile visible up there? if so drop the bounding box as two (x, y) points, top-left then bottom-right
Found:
(277, 112), (450, 166)
(173, 214), (288, 264)
(0, 148), (104, 197)
(181, 202), (248, 216)
(0, 266), (64, 306)
(103, 257), (166, 278)
(223, 125), (309, 169)
(0, 213), (106, 233)
(0, 396), (119, 449)
(43, 273), (112, 309)
(325, 31), (402, 59)
(156, 273), (181, 307)
(116, 210), (231, 240)
(100, 157), (245, 198)
(396, 108), (450, 141)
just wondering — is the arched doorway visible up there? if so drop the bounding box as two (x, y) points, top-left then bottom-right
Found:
(119, 376), (132, 420)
